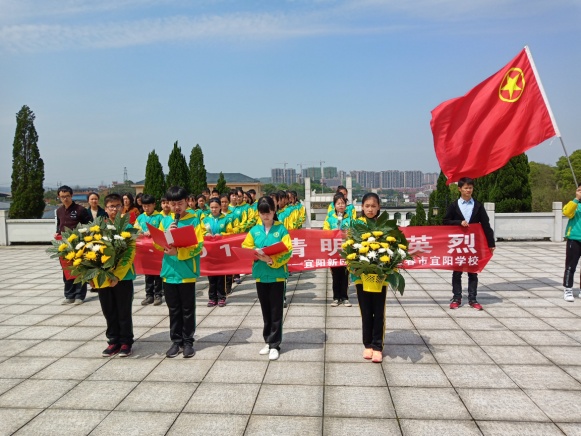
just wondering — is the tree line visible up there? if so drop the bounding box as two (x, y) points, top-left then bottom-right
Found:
(8, 104), (581, 219)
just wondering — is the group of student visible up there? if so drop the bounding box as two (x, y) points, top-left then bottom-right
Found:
(54, 177), (501, 364)
(55, 184), (297, 361)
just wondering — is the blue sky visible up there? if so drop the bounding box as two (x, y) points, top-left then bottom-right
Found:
(1, 0), (580, 188)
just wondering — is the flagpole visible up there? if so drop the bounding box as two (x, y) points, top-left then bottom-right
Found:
(525, 45), (577, 186)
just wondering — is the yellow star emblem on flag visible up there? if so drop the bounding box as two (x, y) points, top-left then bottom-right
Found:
(499, 67), (525, 102)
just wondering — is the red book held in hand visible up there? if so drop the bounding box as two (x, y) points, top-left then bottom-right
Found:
(232, 241), (289, 261)
(146, 223), (198, 250)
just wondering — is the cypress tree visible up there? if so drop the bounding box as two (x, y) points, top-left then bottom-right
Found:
(432, 171), (452, 225)
(10, 105), (45, 218)
(189, 144), (208, 195)
(166, 141), (191, 193)
(144, 149), (166, 208)
(488, 153), (532, 212)
(409, 201), (427, 226)
(215, 172), (228, 194)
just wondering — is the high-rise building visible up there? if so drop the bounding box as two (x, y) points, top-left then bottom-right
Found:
(423, 172), (439, 185)
(302, 167), (338, 181)
(404, 171), (423, 188)
(271, 168), (297, 185)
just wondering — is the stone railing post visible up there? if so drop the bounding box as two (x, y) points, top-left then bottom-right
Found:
(553, 201), (563, 242)
(304, 177), (311, 228)
(346, 175), (353, 205)
(484, 202), (495, 232)
(0, 210), (8, 246)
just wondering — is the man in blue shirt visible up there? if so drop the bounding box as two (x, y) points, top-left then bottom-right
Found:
(443, 177), (496, 310)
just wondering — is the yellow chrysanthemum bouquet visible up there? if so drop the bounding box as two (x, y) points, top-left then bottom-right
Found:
(340, 211), (413, 295)
(47, 215), (137, 286)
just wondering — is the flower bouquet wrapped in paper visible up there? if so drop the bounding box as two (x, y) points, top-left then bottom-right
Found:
(47, 215), (138, 286)
(340, 211), (414, 295)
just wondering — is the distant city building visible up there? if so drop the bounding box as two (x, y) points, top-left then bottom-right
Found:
(350, 171), (379, 189)
(302, 167), (338, 181)
(423, 172), (438, 185)
(404, 171), (423, 189)
(350, 170), (436, 189)
(271, 168), (297, 185)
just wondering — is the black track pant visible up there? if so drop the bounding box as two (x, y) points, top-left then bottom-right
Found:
(356, 284), (387, 352)
(563, 239), (581, 288)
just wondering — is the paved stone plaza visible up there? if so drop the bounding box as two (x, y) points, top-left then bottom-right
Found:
(0, 242), (580, 435)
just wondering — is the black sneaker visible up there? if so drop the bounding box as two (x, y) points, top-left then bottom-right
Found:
(183, 344), (195, 358)
(119, 344), (132, 357)
(141, 296), (154, 306)
(283, 298), (288, 308)
(102, 343), (121, 357)
(153, 295), (163, 306)
(166, 343), (181, 358)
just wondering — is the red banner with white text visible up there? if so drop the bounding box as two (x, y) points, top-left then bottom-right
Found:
(134, 225), (493, 276)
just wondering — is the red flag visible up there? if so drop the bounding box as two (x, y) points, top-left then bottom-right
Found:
(431, 47), (558, 184)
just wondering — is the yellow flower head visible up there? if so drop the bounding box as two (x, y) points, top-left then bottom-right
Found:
(84, 235), (93, 242)
(346, 253), (357, 260)
(75, 249), (84, 258)
(101, 255), (111, 264)
(67, 234), (78, 242)
(372, 231), (383, 237)
(93, 234), (102, 241)
(98, 245), (106, 253)
(380, 242), (389, 249)
(398, 244), (407, 250)
(73, 258), (82, 266)
(360, 241), (370, 247)
(89, 225), (101, 233)
(65, 251), (75, 261)
(386, 236), (396, 242)
(379, 255), (390, 263)
(121, 231), (131, 239)
(84, 251), (97, 261)
(342, 240), (354, 249)
(370, 243), (380, 250)
(361, 233), (372, 240)
(358, 246), (369, 254)
(58, 243), (68, 252)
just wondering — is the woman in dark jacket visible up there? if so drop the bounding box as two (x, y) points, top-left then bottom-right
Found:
(86, 192), (108, 221)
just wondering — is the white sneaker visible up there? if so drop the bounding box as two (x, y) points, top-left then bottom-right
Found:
(343, 299), (352, 307)
(331, 300), (340, 307)
(259, 344), (270, 355)
(564, 288), (574, 302)
(269, 348), (279, 360)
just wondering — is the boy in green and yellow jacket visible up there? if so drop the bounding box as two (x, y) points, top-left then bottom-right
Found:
(157, 186), (205, 358)
(562, 184), (581, 302)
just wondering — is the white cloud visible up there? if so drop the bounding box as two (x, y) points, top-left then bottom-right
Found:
(0, 0), (577, 53)
(0, 11), (407, 53)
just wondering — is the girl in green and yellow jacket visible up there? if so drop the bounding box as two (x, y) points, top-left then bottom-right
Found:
(242, 196), (292, 361)
(350, 192), (386, 364)
(324, 193), (353, 307)
(157, 186), (205, 359)
(94, 193), (137, 358)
